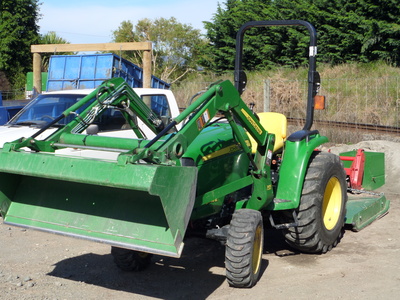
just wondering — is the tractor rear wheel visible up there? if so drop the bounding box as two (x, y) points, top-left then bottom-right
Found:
(283, 151), (347, 253)
(111, 247), (152, 271)
(225, 209), (264, 288)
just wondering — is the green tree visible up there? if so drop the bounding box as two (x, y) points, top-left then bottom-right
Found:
(0, 0), (40, 88)
(203, 0), (400, 72)
(275, 0), (400, 65)
(201, 0), (279, 73)
(39, 31), (70, 71)
(112, 17), (205, 83)
(112, 20), (143, 69)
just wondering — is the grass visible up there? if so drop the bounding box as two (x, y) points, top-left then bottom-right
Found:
(171, 61), (400, 144)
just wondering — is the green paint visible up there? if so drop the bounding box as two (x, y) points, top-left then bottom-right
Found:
(271, 133), (328, 210)
(345, 194), (389, 231)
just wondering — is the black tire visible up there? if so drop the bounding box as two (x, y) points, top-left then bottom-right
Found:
(283, 151), (347, 253)
(111, 246), (152, 271)
(225, 209), (264, 288)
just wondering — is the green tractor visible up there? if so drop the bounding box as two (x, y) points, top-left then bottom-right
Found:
(0, 21), (388, 288)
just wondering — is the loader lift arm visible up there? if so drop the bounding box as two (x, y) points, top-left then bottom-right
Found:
(136, 79), (275, 172)
(5, 78), (166, 152)
(6, 77), (273, 169)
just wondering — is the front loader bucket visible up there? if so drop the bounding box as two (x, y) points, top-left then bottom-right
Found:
(0, 151), (197, 258)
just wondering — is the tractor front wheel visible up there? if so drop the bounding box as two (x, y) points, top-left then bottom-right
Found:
(225, 209), (264, 288)
(284, 151), (347, 253)
(111, 247), (152, 271)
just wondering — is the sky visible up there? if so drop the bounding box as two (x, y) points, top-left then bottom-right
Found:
(38, 0), (222, 44)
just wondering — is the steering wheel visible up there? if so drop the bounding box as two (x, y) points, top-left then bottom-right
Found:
(40, 115), (55, 121)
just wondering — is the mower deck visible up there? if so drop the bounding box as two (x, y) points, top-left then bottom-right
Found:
(345, 193), (389, 231)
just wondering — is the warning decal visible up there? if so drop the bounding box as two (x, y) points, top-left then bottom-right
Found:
(196, 109), (211, 130)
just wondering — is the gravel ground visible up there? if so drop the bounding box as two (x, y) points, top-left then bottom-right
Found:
(1, 140), (399, 300)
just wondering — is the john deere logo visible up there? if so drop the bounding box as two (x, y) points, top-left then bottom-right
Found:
(241, 109), (262, 135)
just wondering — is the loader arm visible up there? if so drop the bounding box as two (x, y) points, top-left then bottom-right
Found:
(4, 77), (165, 152)
(137, 79), (273, 169)
(18, 76), (272, 168)
(133, 79), (277, 211)
(5, 77), (271, 165)
(59, 77), (166, 137)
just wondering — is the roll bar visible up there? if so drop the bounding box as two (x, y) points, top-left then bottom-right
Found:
(234, 20), (320, 131)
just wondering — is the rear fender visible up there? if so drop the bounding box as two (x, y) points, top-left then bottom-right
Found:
(270, 130), (328, 210)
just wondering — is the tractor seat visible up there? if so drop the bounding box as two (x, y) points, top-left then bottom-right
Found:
(246, 112), (287, 153)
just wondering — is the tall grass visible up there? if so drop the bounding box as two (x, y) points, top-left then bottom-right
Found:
(171, 61), (400, 144)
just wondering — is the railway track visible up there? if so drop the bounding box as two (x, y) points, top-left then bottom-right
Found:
(287, 117), (400, 135)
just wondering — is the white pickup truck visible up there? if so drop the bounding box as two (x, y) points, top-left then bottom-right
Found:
(0, 88), (181, 158)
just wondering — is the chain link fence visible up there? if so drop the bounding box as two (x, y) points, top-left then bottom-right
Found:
(262, 77), (400, 144)
(172, 76), (400, 144)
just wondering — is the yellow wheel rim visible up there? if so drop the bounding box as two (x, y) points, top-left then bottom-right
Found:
(322, 177), (342, 230)
(252, 225), (263, 274)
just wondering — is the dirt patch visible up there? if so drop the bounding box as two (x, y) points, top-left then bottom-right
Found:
(1, 141), (399, 300)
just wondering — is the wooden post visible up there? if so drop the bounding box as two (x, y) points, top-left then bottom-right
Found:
(143, 50), (152, 88)
(263, 79), (270, 112)
(31, 42), (152, 53)
(33, 53), (42, 94)
(31, 42), (153, 93)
